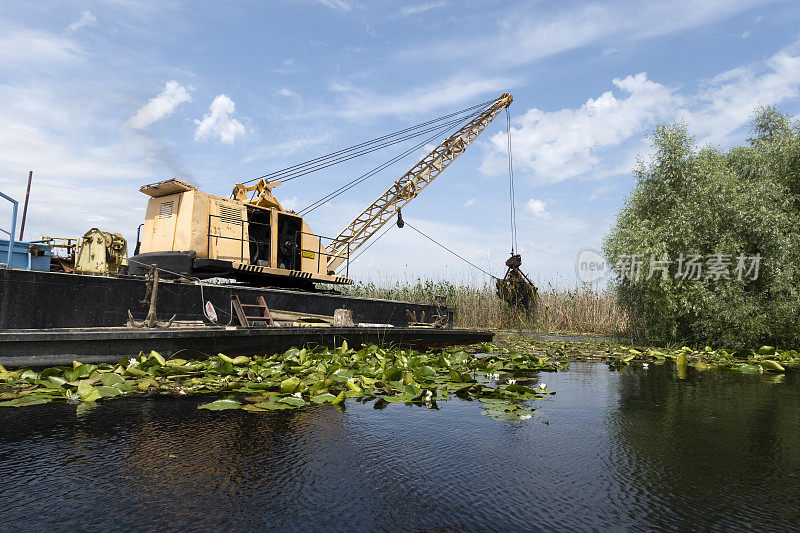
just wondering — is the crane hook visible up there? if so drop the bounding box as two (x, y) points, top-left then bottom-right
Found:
(396, 209), (405, 228)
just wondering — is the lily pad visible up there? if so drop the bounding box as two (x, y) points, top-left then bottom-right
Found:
(198, 399), (242, 410)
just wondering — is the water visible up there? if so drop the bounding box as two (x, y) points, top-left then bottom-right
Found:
(1, 363), (798, 532)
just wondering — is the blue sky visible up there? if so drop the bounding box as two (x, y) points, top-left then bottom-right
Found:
(1, 0), (799, 286)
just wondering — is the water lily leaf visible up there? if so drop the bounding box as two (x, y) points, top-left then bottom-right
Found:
(280, 376), (301, 393)
(198, 399), (241, 410)
(404, 383), (422, 399)
(241, 404), (269, 412)
(330, 368), (353, 383)
(345, 380), (362, 393)
(381, 394), (405, 403)
(739, 364), (760, 374)
(96, 386), (123, 398)
(383, 368), (402, 382)
(373, 398), (389, 409)
(137, 378), (159, 390)
(0, 395), (52, 407)
(254, 401), (295, 410)
(124, 366), (147, 378)
(76, 383), (101, 402)
(41, 376), (67, 389)
(760, 360), (785, 372)
(506, 383), (536, 394)
(231, 356), (251, 366)
(414, 365), (436, 377)
(243, 395), (270, 403)
(100, 373), (125, 387)
(217, 361), (235, 375)
(311, 393), (337, 404)
(278, 396), (306, 407)
(331, 391), (346, 405)
(146, 351), (166, 366)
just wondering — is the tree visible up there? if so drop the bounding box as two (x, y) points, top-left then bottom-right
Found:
(603, 107), (800, 349)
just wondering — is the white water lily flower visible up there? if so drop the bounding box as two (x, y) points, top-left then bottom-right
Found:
(642, 363), (649, 369)
(425, 390), (433, 401)
(128, 358), (137, 367)
(508, 379), (517, 385)
(292, 392), (302, 398)
(539, 383), (547, 390)
(519, 415), (532, 420)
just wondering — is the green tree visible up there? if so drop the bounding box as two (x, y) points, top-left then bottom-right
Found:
(603, 107), (800, 349)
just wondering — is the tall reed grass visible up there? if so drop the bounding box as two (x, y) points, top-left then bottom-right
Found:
(339, 276), (630, 335)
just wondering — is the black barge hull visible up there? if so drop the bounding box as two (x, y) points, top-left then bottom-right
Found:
(0, 326), (493, 367)
(0, 268), (450, 329)
(0, 269), (493, 366)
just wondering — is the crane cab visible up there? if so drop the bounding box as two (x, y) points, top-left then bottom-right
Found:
(130, 178), (352, 288)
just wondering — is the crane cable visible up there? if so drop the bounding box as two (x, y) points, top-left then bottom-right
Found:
(506, 107), (518, 254)
(239, 99), (493, 185)
(298, 118), (464, 216)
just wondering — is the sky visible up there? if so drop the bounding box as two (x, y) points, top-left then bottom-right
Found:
(1, 0), (800, 287)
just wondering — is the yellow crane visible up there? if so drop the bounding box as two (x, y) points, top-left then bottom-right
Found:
(131, 93), (513, 289)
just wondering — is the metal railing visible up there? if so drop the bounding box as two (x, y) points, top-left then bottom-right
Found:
(0, 192), (18, 267)
(291, 230), (350, 278)
(205, 213), (351, 277)
(207, 213), (271, 264)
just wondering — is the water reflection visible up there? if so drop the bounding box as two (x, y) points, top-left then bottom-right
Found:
(0, 364), (798, 531)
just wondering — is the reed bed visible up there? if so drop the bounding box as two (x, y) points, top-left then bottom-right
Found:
(339, 277), (630, 336)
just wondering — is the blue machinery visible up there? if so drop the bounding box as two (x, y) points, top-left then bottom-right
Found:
(0, 191), (52, 271)
(0, 191), (17, 268)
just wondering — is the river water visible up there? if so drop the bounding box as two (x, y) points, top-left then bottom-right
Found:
(0, 362), (798, 532)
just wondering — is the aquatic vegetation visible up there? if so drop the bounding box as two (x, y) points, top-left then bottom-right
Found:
(0, 343), (557, 422)
(604, 344), (799, 374)
(476, 334), (800, 375)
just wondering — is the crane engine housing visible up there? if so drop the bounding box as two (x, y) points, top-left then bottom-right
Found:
(130, 178), (353, 288)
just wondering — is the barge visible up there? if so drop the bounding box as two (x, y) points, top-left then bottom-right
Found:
(0, 268), (493, 366)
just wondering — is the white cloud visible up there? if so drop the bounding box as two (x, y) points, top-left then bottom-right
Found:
(67, 10), (97, 32)
(683, 43), (800, 142)
(281, 196), (300, 210)
(194, 95), (246, 144)
(482, 40), (800, 187)
(243, 133), (330, 163)
(482, 73), (679, 184)
(332, 75), (516, 120)
(0, 30), (82, 70)
(589, 184), (616, 202)
(315, 0), (351, 11)
(398, 1), (448, 17)
(462, 198), (476, 208)
(276, 88), (295, 97)
(526, 198), (549, 219)
(401, 0), (773, 67)
(128, 81), (192, 129)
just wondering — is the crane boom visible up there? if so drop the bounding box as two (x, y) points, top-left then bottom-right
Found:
(326, 92), (513, 272)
